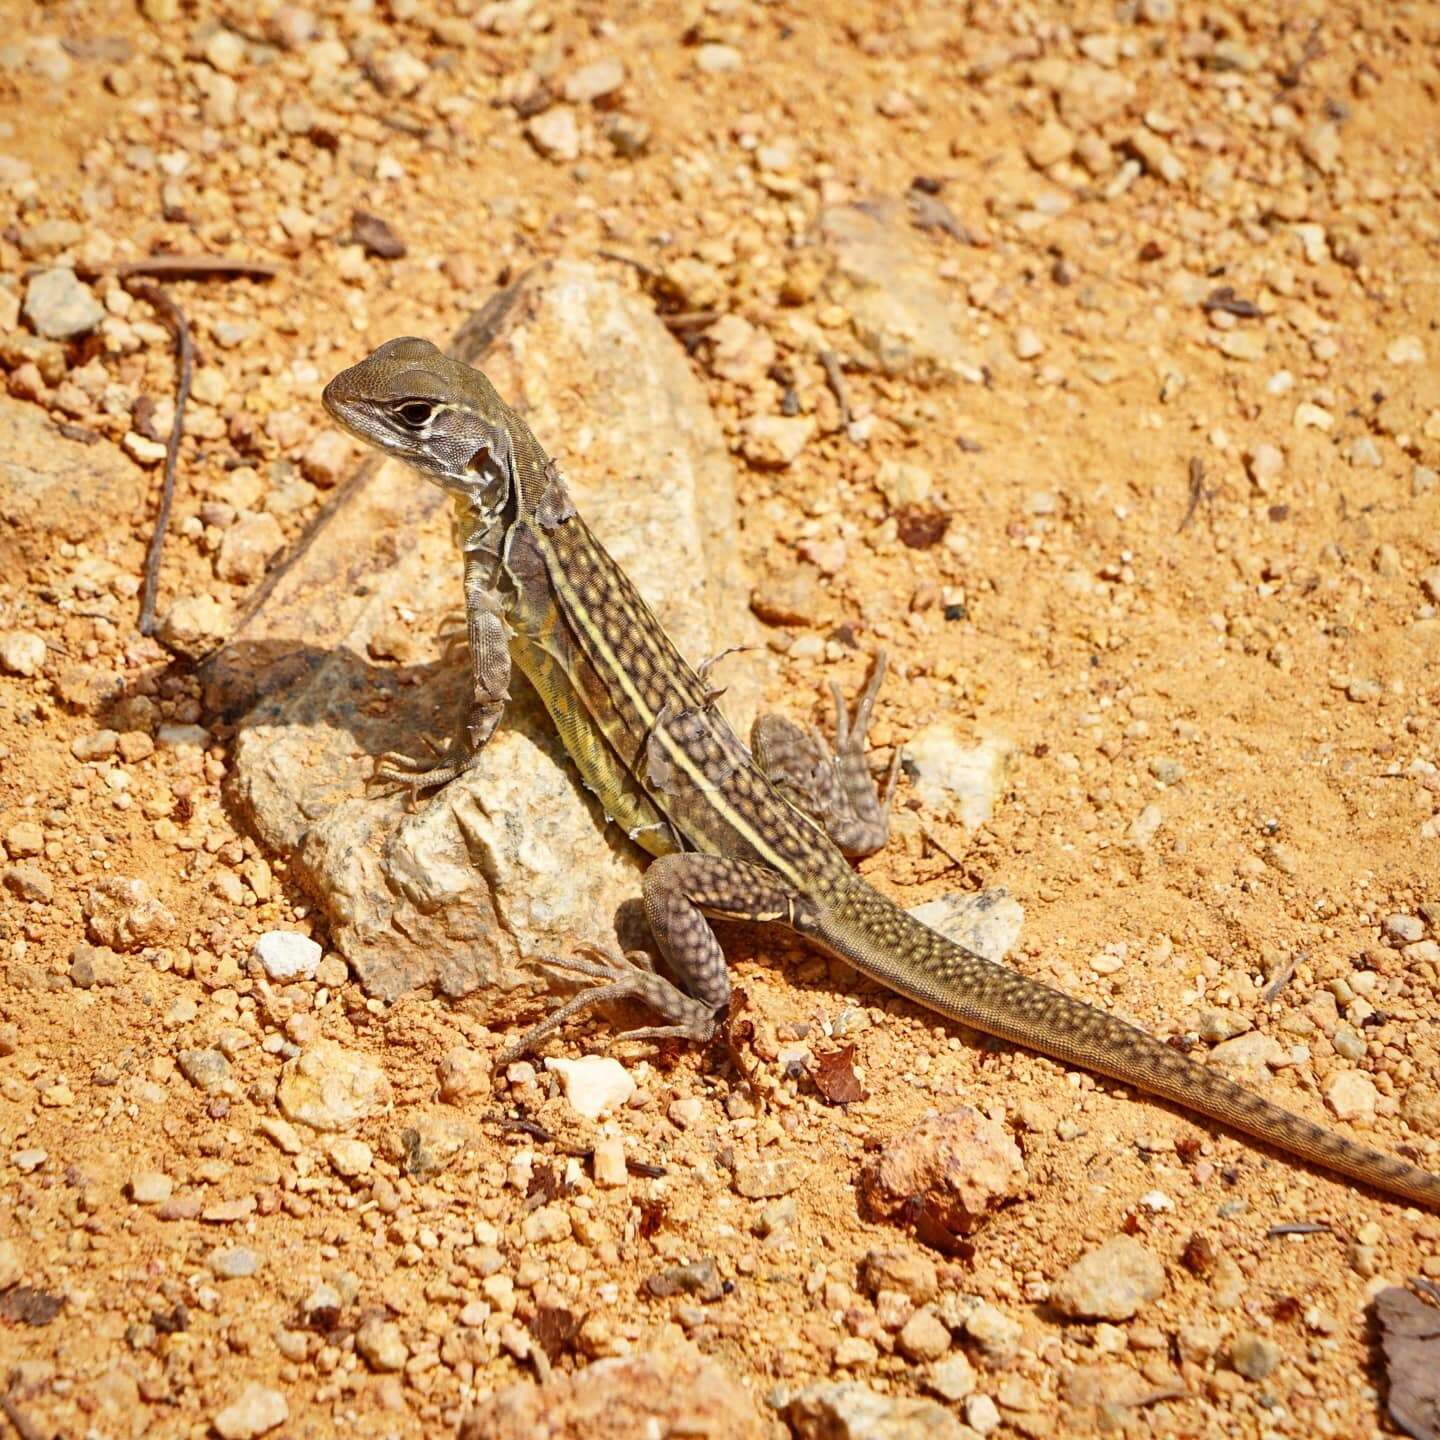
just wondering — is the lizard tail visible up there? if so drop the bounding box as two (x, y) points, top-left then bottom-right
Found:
(819, 887), (1440, 1209)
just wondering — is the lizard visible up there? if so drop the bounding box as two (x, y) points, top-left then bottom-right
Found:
(322, 336), (1440, 1210)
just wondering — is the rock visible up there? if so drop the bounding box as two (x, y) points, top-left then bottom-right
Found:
(785, 1381), (967, 1440)
(1383, 914), (1424, 945)
(23, 268), (104, 340)
(965, 1395), (1001, 1435)
(562, 58), (625, 103)
(300, 430), (352, 487)
(1027, 119), (1075, 168)
(326, 1137), (374, 1176)
(731, 1156), (807, 1198)
(224, 264), (766, 1003)
(4, 820), (43, 857)
(129, 1171), (173, 1205)
(695, 44), (742, 75)
(814, 203), (987, 381)
(1229, 1330), (1283, 1380)
(545, 1055), (634, 1119)
(5, 865), (53, 903)
(252, 931), (322, 981)
(904, 724), (1011, 829)
(860, 1106), (1027, 1245)
(705, 314), (776, 385)
(907, 888), (1023, 963)
(209, 1245), (265, 1279)
(84, 876), (176, 950)
(1323, 1070), (1378, 1123)
(527, 107), (580, 162)
(356, 1318), (409, 1372)
(1208, 1030), (1285, 1078)
(926, 1352), (975, 1402)
(215, 513), (285, 585)
(898, 1307), (952, 1362)
(213, 1384), (287, 1440)
(875, 459), (933, 508)
(646, 1257), (722, 1301)
(458, 1344), (767, 1439)
(1386, 335), (1425, 365)
(1051, 1236), (1166, 1321)
(0, 1239), (23, 1289)
(0, 630), (46, 677)
(156, 594), (232, 658)
(592, 1135), (627, 1187)
(67, 945), (123, 987)
(1400, 1086), (1440, 1138)
(177, 1049), (231, 1092)
(1247, 442), (1285, 490)
(393, 1108), (477, 1176)
(859, 1249), (939, 1303)
(438, 1046), (490, 1103)
(277, 1040), (392, 1131)
(740, 414), (814, 469)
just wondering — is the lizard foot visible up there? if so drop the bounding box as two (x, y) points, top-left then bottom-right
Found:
(498, 944), (718, 1063)
(369, 735), (476, 806)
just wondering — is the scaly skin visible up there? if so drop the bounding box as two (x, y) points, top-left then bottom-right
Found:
(323, 337), (1440, 1210)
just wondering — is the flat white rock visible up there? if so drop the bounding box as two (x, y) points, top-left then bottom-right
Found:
(545, 1055), (635, 1119)
(253, 930), (322, 981)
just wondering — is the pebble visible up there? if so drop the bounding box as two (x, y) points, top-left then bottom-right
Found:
(1229, 1330), (1283, 1380)
(1322, 1069), (1377, 1123)
(544, 1055), (634, 1119)
(1293, 401), (1334, 431)
(300, 431), (352, 487)
(876, 459), (933, 508)
(786, 1382), (967, 1440)
(253, 931), (322, 982)
(1013, 326), (1045, 360)
(0, 1239), (21, 1289)
(695, 43), (741, 75)
(741, 415), (814, 469)
(1027, 119), (1075, 169)
(903, 724), (1009, 830)
(326, 1137), (373, 1177)
(216, 513), (285, 585)
(438, 1046), (489, 1103)
(732, 1156), (807, 1198)
(1386, 334), (1425, 365)
(129, 1171), (173, 1205)
(209, 1245), (265, 1279)
(705, 314), (776, 385)
(526, 107), (580, 162)
(926, 1352), (976, 1402)
(562, 57), (625, 103)
(965, 1394), (1002, 1435)
(1247, 442), (1285, 490)
(178, 1048), (231, 1093)
(1051, 1236), (1165, 1320)
(23, 268), (104, 340)
(1346, 436), (1382, 468)
(157, 595), (232, 658)
(277, 1040), (392, 1131)
(213, 1383), (287, 1440)
(1383, 914), (1424, 945)
(859, 1248), (938, 1303)
(592, 1135), (627, 1187)
(897, 1307), (951, 1362)
(0, 631), (46, 677)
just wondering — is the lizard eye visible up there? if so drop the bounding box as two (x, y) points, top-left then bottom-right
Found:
(394, 399), (436, 429)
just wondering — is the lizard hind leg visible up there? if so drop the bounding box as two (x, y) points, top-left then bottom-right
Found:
(751, 650), (900, 857)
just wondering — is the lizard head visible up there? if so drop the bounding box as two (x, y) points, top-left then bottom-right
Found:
(322, 336), (515, 504)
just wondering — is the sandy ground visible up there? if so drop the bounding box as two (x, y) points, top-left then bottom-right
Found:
(1, 1), (1439, 1436)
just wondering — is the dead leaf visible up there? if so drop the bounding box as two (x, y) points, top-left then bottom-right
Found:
(351, 209), (406, 260)
(527, 1303), (580, 1361)
(1375, 1283), (1440, 1440)
(811, 1045), (867, 1105)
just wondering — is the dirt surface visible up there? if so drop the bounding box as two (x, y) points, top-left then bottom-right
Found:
(2, 2), (1440, 1437)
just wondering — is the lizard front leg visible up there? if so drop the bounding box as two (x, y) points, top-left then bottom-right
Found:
(500, 854), (815, 1060)
(751, 651), (901, 857)
(375, 551), (511, 796)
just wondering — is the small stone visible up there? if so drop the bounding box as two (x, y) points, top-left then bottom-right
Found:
(71, 730), (119, 761)
(1383, 914), (1424, 945)
(603, 113), (650, 158)
(326, 1137), (373, 1177)
(157, 594), (232, 659)
(257, 1117), (303, 1155)
(438, 1046), (490, 1103)
(300, 431), (352, 487)
(85, 876), (176, 950)
(927, 1351), (976, 1402)
(544, 1055), (634, 1119)
(1346, 435), (1382, 468)
(695, 43), (741, 75)
(278, 1040), (392, 1131)
(861, 1106), (1026, 1244)
(898, 1307), (952, 1362)
(876, 459), (933, 508)
(562, 57), (625, 103)
(1298, 122), (1340, 173)
(1293, 401), (1334, 431)
(0, 1238), (21, 1289)
(1051, 1236), (1165, 1321)
(526, 107), (580, 162)
(4, 821), (44, 857)
(209, 1245), (265, 1280)
(1229, 1330), (1283, 1380)
(732, 1156), (807, 1198)
(178, 1048), (231, 1093)
(859, 1248), (938, 1303)
(216, 513), (285, 585)
(204, 29), (247, 76)
(252, 931), (322, 982)
(23, 268), (104, 340)
(1128, 130), (1184, 183)
(1013, 326), (1045, 360)
(1247, 442), (1285, 490)
(1323, 1070), (1377, 1123)
(965, 1394), (1002, 1435)
(0, 631), (46, 677)
(592, 1136), (627, 1187)
(1386, 335), (1425, 365)
(786, 1383), (966, 1440)
(129, 1171), (173, 1205)
(1217, 329), (1266, 361)
(740, 415), (814, 469)
(704, 314), (776, 385)
(904, 724), (1009, 830)
(1027, 119), (1075, 169)
(213, 1383), (287, 1440)
(5, 865), (53, 903)
(646, 1256), (722, 1301)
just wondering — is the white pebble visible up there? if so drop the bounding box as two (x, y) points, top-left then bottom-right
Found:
(253, 931), (322, 981)
(545, 1055), (635, 1119)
